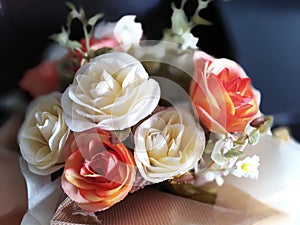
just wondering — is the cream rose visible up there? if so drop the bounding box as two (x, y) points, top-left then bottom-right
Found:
(62, 52), (161, 132)
(18, 92), (70, 175)
(134, 107), (205, 183)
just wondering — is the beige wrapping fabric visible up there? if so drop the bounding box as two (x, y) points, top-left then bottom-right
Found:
(0, 114), (28, 225)
(51, 184), (288, 225)
(0, 150), (27, 225)
(0, 114), (291, 225)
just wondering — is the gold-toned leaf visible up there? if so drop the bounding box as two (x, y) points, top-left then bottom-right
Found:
(166, 182), (217, 204)
(273, 126), (290, 141)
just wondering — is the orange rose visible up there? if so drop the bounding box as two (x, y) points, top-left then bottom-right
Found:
(189, 51), (260, 133)
(61, 129), (136, 212)
(19, 61), (59, 98)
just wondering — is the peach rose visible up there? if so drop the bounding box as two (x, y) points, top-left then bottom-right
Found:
(61, 129), (136, 212)
(189, 51), (260, 133)
(19, 61), (59, 98)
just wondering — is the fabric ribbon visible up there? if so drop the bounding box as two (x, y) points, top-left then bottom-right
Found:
(50, 184), (288, 225)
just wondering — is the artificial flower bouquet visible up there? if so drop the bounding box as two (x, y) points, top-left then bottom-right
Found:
(17, 0), (274, 224)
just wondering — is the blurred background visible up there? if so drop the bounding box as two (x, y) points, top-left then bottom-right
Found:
(0, 0), (300, 139)
(218, 0), (300, 140)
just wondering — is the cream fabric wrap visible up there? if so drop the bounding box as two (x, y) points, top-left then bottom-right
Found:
(0, 114), (298, 225)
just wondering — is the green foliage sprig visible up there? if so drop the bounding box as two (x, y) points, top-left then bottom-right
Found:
(51, 2), (103, 62)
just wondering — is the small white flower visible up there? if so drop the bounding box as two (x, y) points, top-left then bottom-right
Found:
(194, 168), (230, 186)
(113, 15), (142, 46)
(233, 155), (260, 179)
(204, 171), (225, 186)
(18, 92), (70, 175)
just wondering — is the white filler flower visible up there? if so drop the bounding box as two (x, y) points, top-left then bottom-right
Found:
(233, 155), (260, 179)
(113, 15), (143, 46)
(94, 15), (142, 45)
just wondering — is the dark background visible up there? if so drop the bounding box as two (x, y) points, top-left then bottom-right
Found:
(218, 0), (300, 139)
(1, 0), (300, 138)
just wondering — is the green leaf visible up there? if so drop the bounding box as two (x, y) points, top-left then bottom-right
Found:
(211, 139), (228, 166)
(66, 40), (82, 50)
(224, 149), (244, 158)
(66, 7), (81, 28)
(88, 13), (103, 27)
(197, 0), (213, 12)
(50, 27), (82, 50)
(65, 1), (76, 11)
(94, 47), (112, 56)
(192, 0), (213, 26)
(204, 139), (215, 154)
(233, 135), (247, 145)
(192, 15), (213, 26)
(50, 28), (69, 46)
(79, 7), (87, 25)
(248, 129), (261, 145)
(65, 3), (88, 27)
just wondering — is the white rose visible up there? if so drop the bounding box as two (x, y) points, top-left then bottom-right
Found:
(134, 107), (205, 183)
(62, 52), (161, 132)
(18, 92), (70, 175)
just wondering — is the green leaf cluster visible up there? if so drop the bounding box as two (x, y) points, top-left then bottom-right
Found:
(51, 2), (103, 62)
(246, 115), (273, 145)
(162, 0), (213, 49)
